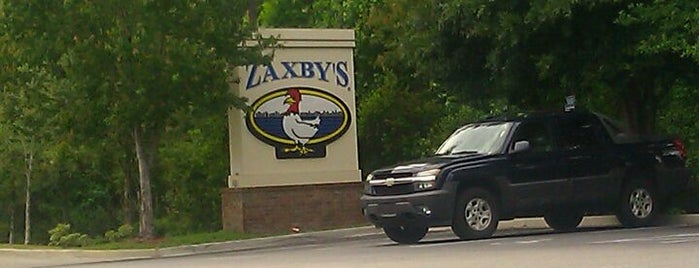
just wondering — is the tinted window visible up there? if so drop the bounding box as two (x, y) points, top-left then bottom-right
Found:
(559, 115), (605, 151)
(597, 114), (635, 143)
(510, 121), (554, 153)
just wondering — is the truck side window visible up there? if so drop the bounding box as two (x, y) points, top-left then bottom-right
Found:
(511, 121), (553, 153)
(560, 116), (604, 151)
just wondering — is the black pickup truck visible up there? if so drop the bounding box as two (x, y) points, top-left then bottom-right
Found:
(360, 111), (691, 244)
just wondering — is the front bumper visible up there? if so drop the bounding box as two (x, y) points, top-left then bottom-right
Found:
(360, 189), (453, 228)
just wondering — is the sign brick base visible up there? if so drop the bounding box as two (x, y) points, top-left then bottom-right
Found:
(221, 182), (365, 234)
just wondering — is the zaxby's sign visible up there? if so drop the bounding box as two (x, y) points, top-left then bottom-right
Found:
(228, 28), (360, 188)
(244, 61), (352, 159)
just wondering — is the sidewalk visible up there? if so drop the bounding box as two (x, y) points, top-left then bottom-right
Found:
(2, 215), (699, 263)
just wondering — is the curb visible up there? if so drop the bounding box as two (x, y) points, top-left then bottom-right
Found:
(3, 214), (699, 262)
(496, 214), (699, 230)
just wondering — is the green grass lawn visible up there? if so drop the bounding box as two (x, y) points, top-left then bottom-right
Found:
(84, 231), (262, 250)
(0, 231), (264, 250)
(0, 243), (55, 250)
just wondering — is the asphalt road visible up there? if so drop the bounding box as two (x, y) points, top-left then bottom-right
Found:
(51, 225), (699, 268)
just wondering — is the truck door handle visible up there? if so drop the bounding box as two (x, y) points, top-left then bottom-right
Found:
(515, 164), (534, 169)
(568, 156), (589, 160)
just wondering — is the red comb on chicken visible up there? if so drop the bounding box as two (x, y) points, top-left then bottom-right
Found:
(284, 88), (302, 114)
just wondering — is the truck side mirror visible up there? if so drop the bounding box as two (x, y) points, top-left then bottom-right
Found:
(512, 140), (531, 154)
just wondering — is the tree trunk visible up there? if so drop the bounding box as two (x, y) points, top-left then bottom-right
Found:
(248, 0), (259, 24)
(23, 151), (33, 245)
(133, 127), (158, 239)
(8, 171), (16, 245)
(9, 209), (14, 245)
(621, 79), (659, 135)
(119, 148), (135, 225)
(123, 166), (133, 225)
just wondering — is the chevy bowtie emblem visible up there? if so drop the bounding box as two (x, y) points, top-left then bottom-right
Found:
(386, 178), (395, 187)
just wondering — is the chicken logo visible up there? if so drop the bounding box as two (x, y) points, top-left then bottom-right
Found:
(282, 89), (320, 154)
(246, 87), (351, 159)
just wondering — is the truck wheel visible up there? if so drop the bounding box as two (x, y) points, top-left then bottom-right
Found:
(544, 210), (583, 232)
(451, 188), (499, 240)
(616, 180), (658, 227)
(383, 225), (428, 244)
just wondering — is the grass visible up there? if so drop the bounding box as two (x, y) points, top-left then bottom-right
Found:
(0, 225), (366, 250)
(0, 231), (264, 250)
(0, 243), (55, 250)
(84, 231), (262, 250)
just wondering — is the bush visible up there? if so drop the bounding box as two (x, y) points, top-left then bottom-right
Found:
(48, 223), (89, 247)
(48, 223), (70, 245)
(104, 224), (134, 242)
(58, 233), (89, 247)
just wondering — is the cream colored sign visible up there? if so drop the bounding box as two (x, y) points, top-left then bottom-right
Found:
(228, 28), (361, 187)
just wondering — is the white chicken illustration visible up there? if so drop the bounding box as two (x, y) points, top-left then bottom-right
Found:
(282, 88), (321, 154)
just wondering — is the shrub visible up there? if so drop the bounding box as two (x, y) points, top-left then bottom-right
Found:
(118, 224), (134, 237)
(48, 223), (71, 246)
(48, 223), (90, 247)
(105, 224), (134, 242)
(57, 233), (89, 247)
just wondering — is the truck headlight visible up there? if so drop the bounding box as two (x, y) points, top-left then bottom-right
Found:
(413, 169), (439, 191)
(415, 169), (440, 178)
(363, 174), (374, 194)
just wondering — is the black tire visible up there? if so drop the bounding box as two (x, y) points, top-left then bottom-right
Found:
(544, 209), (583, 232)
(383, 225), (428, 244)
(616, 179), (659, 227)
(451, 188), (499, 240)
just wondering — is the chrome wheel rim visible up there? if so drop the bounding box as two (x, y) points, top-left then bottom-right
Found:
(629, 188), (653, 219)
(465, 198), (492, 231)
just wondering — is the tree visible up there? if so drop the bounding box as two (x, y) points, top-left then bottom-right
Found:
(432, 0), (698, 134)
(258, 0), (315, 27)
(1, 1), (265, 239)
(620, 1), (699, 64)
(0, 66), (62, 244)
(0, 123), (21, 244)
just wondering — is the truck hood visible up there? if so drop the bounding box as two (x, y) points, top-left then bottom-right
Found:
(370, 154), (494, 178)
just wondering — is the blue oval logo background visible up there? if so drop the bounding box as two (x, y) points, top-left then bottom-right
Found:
(246, 87), (351, 158)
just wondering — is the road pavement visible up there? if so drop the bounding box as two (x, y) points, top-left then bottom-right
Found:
(62, 224), (699, 268)
(2, 215), (699, 268)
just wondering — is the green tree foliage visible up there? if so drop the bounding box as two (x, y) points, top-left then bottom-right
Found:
(259, 0), (315, 27)
(358, 74), (445, 171)
(1, 0), (265, 241)
(620, 1), (699, 63)
(432, 0), (698, 134)
(2, 0), (698, 244)
(351, 0), (699, 173)
(155, 113), (229, 235)
(0, 61), (64, 244)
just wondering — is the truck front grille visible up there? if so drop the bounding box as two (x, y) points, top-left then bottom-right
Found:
(372, 172), (413, 180)
(372, 184), (414, 195)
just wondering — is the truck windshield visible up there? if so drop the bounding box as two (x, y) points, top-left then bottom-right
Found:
(435, 122), (512, 156)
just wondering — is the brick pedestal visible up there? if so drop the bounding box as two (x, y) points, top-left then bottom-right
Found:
(221, 182), (365, 234)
